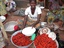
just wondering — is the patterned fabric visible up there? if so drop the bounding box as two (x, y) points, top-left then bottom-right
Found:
(47, 8), (64, 23)
(60, 6), (64, 21)
(0, 0), (7, 15)
(47, 11), (55, 23)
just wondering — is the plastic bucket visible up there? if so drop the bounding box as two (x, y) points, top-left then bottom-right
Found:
(4, 21), (18, 32)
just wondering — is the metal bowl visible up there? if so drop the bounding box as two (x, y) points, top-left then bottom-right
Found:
(4, 21), (18, 32)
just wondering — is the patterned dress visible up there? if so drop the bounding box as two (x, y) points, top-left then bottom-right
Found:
(60, 6), (64, 21)
(47, 8), (64, 23)
(47, 0), (64, 23)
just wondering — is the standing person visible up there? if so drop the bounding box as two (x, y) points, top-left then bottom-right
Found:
(18, 0), (42, 29)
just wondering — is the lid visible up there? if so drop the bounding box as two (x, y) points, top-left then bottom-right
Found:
(48, 32), (56, 40)
(22, 27), (36, 36)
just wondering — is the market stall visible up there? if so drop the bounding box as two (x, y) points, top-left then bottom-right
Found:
(0, 15), (57, 48)
(0, 0), (64, 48)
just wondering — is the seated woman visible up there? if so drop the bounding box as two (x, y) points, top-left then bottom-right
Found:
(18, 0), (42, 29)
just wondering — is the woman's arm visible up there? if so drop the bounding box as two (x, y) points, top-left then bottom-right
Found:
(23, 15), (28, 28)
(32, 14), (41, 27)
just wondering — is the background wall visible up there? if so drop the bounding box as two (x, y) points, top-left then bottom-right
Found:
(14, 0), (46, 8)
(14, 0), (29, 8)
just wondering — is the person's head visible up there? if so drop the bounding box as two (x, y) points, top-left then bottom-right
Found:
(61, 0), (64, 4)
(53, 18), (60, 23)
(58, 20), (63, 26)
(53, 18), (63, 27)
(29, 0), (37, 8)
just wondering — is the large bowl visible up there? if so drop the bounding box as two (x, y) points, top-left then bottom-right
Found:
(4, 21), (18, 32)
(11, 30), (33, 48)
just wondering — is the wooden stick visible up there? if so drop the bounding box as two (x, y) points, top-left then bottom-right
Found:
(0, 21), (8, 40)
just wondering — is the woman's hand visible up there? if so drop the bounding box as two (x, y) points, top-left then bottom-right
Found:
(23, 15), (28, 29)
(32, 15), (41, 28)
(32, 24), (35, 28)
(22, 25), (25, 29)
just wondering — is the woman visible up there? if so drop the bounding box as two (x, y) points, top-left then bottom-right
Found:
(19, 0), (42, 29)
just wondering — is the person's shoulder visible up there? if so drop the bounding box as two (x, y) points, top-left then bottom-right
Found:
(36, 6), (40, 8)
(36, 6), (41, 10)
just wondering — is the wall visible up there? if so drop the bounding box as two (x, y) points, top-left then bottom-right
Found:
(14, 0), (29, 8)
